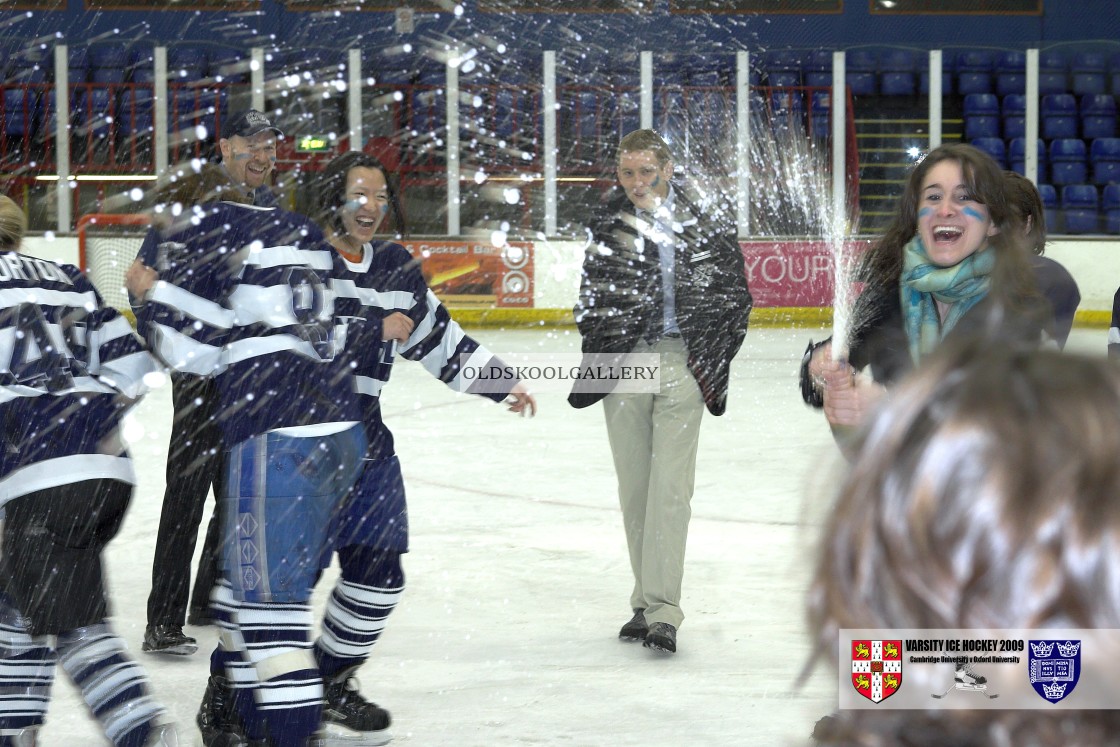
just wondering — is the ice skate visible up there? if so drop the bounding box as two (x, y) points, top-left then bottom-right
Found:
(954, 663), (988, 691)
(315, 665), (392, 746)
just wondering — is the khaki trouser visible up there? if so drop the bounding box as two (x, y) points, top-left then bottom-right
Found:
(602, 337), (704, 630)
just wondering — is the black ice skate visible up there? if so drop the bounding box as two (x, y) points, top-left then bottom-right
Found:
(316, 665), (392, 746)
(197, 675), (250, 747)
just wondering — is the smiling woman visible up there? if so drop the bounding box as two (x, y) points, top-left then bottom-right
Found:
(798, 143), (1075, 438)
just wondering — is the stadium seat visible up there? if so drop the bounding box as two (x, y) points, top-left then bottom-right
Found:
(128, 45), (155, 84)
(919, 52), (953, 96)
(1002, 94), (1026, 139)
(5, 45), (50, 85)
(1038, 51), (1068, 95)
(89, 44), (128, 84)
(1041, 94), (1078, 139)
(68, 46), (88, 84)
(1038, 183), (1060, 233)
(1103, 183), (1120, 233)
(955, 50), (994, 96)
(803, 49), (832, 88)
(763, 49), (801, 88)
(209, 47), (248, 83)
(1061, 184), (1099, 234)
(1090, 137), (1120, 185)
(1112, 52), (1120, 97)
(878, 49), (917, 97)
(963, 93), (1000, 140)
(1009, 137), (1047, 182)
(971, 137), (1006, 167)
(1081, 94), (1117, 140)
(1049, 138), (1087, 185)
(168, 45), (208, 81)
(117, 88), (154, 137)
(809, 90), (831, 140)
(845, 49), (877, 97)
(995, 50), (1026, 96)
(2, 89), (38, 139)
(1071, 51), (1107, 97)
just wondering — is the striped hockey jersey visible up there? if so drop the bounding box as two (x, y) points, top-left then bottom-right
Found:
(0, 252), (156, 506)
(136, 202), (362, 445)
(331, 240), (514, 461)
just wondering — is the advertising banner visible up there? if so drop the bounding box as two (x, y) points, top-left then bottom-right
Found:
(403, 240), (534, 308)
(740, 240), (870, 308)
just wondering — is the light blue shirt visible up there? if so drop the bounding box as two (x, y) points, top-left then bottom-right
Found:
(639, 187), (680, 337)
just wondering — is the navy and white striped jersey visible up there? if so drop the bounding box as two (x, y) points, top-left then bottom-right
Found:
(136, 202), (362, 445)
(0, 252), (156, 506)
(331, 241), (512, 462)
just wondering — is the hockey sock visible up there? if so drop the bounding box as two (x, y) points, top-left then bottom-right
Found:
(57, 623), (163, 747)
(315, 547), (404, 678)
(0, 593), (54, 737)
(234, 599), (321, 747)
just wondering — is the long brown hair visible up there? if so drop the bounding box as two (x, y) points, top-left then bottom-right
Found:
(805, 341), (1120, 745)
(855, 144), (1043, 340)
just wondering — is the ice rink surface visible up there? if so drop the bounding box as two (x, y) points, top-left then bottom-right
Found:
(34, 325), (1108, 746)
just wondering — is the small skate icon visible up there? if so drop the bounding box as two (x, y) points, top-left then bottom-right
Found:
(932, 663), (999, 699)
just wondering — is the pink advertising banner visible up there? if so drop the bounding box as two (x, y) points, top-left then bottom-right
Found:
(740, 240), (871, 307)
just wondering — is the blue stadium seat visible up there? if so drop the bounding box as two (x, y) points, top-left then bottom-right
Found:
(1038, 51), (1068, 95)
(1112, 52), (1120, 97)
(117, 88), (154, 137)
(209, 47), (248, 83)
(1091, 137), (1120, 185)
(809, 90), (831, 140)
(68, 46), (88, 84)
(1009, 137), (1047, 182)
(1049, 138), (1087, 185)
(1071, 51), (1107, 97)
(845, 49), (877, 97)
(1081, 94), (1117, 140)
(919, 52), (952, 96)
(1103, 183), (1120, 233)
(1002, 93), (1026, 139)
(878, 49), (917, 97)
(1041, 94), (1078, 139)
(5, 45), (51, 85)
(763, 49), (801, 88)
(1038, 183), (1060, 233)
(995, 50), (1026, 96)
(168, 45), (208, 78)
(803, 49), (832, 88)
(2, 89), (38, 138)
(128, 45), (155, 84)
(971, 137), (1006, 167)
(1061, 184), (1099, 234)
(955, 50), (994, 96)
(963, 93), (1000, 140)
(89, 44), (128, 84)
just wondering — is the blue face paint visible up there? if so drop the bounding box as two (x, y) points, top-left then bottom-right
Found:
(918, 207), (932, 218)
(962, 206), (986, 222)
(650, 175), (661, 189)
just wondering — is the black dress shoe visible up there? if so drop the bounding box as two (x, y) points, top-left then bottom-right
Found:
(643, 622), (677, 653)
(618, 609), (648, 641)
(142, 624), (198, 655)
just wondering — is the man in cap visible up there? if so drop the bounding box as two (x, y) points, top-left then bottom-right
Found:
(135, 109), (284, 656)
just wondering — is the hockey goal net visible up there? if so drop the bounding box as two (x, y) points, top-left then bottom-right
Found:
(77, 213), (151, 314)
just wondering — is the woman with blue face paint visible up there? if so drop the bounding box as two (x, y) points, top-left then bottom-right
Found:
(799, 144), (1064, 437)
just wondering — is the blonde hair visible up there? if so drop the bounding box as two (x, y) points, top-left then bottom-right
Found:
(0, 194), (27, 252)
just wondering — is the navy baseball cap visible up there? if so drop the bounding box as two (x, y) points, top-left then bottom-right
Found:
(220, 109), (283, 140)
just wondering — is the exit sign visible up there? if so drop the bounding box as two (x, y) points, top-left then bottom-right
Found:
(297, 136), (331, 153)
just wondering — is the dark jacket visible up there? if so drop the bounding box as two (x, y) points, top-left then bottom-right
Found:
(568, 184), (752, 416)
(847, 261), (1075, 386)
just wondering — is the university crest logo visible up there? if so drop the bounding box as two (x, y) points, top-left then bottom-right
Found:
(851, 639), (902, 703)
(1028, 639), (1081, 704)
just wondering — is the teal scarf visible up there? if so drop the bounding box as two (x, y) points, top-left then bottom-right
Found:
(899, 236), (995, 364)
